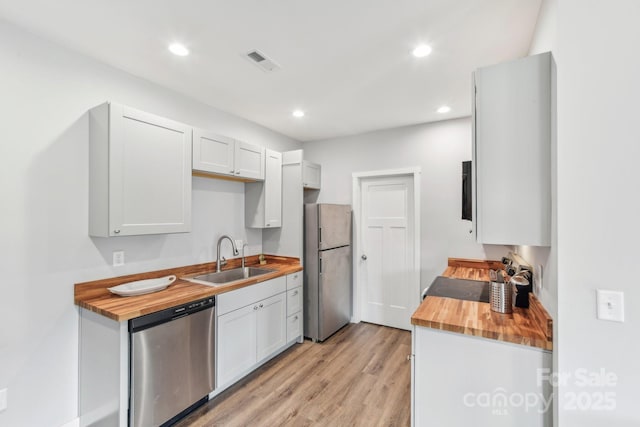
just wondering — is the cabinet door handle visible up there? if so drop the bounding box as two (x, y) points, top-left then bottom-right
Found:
(361, 254), (367, 260)
(253, 305), (258, 310)
(293, 315), (298, 321)
(236, 171), (241, 175)
(113, 229), (121, 234)
(259, 303), (264, 308)
(292, 290), (298, 296)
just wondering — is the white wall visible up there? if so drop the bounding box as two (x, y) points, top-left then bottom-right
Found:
(303, 118), (509, 291)
(528, 0), (557, 55)
(0, 19), (300, 427)
(557, 1), (640, 425)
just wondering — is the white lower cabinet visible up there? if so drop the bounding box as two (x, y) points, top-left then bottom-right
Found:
(217, 304), (258, 387)
(256, 293), (287, 360)
(286, 287), (302, 315)
(286, 272), (303, 343)
(286, 312), (302, 342)
(216, 273), (302, 392)
(412, 326), (552, 427)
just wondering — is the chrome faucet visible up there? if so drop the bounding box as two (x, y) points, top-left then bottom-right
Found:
(216, 235), (239, 272)
(241, 243), (249, 269)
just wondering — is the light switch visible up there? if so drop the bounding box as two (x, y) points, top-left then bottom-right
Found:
(596, 290), (624, 322)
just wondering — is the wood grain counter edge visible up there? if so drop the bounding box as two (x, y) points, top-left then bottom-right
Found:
(75, 255), (302, 322)
(411, 258), (553, 351)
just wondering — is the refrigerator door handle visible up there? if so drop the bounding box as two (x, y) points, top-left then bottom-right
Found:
(319, 257), (322, 275)
(318, 227), (322, 245)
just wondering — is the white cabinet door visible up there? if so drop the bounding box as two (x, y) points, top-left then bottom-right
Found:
(245, 149), (282, 228)
(217, 304), (257, 387)
(235, 140), (265, 180)
(413, 326), (552, 427)
(193, 132), (265, 180)
(256, 293), (287, 361)
(89, 102), (192, 237)
(286, 313), (302, 343)
(474, 52), (552, 246)
(286, 287), (302, 316)
(302, 160), (321, 189)
(264, 149), (282, 227)
(192, 129), (235, 176)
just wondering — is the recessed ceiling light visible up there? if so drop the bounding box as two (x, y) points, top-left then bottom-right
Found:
(437, 105), (451, 114)
(292, 110), (305, 118)
(168, 43), (189, 57)
(412, 44), (432, 58)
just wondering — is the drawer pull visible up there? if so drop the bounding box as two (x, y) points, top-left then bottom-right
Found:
(292, 290), (298, 296)
(294, 315), (298, 321)
(253, 305), (258, 311)
(259, 303), (264, 308)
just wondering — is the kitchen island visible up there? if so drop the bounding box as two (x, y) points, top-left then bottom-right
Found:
(411, 258), (553, 427)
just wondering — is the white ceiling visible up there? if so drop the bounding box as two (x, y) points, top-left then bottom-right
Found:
(0, 0), (542, 141)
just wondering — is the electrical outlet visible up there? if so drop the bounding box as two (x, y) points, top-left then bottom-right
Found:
(0, 388), (7, 412)
(597, 290), (625, 322)
(113, 251), (125, 267)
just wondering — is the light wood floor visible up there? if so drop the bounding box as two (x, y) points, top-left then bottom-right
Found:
(176, 322), (412, 427)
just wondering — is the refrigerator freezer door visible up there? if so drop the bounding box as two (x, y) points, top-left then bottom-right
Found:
(318, 204), (352, 250)
(318, 245), (352, 341)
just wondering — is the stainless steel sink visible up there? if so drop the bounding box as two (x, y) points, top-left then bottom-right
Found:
(184, 267), (276, 286)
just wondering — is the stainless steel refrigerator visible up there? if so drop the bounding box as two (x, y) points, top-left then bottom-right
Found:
(304, 203), (352, 342)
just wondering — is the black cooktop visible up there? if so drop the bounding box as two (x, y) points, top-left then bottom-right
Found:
(424, 276), (490, 303)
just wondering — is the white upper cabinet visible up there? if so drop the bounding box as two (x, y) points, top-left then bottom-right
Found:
(89, 102), (192, 237)
(302, 160), (321, 189)
(473, 52), (553, 246)
(235, 140), (265, 180)
(245, 149), (282, 228)
(192, 130), (234, 176)
(193, 128), (265, 180)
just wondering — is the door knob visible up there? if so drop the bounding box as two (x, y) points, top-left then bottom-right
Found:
(361, 254), (367, 260)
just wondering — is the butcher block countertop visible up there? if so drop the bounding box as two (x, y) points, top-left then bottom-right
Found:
(411, 258), (553, 351)
(75, 255), (302, 322)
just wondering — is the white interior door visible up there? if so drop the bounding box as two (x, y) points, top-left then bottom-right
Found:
(359, 175), (416, 330)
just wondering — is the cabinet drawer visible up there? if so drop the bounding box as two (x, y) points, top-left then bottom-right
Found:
(286, 287), (302, 316)
(286, 313), (302, 342)
(286, 272), (302, 290)
(218, 276), (286, 316)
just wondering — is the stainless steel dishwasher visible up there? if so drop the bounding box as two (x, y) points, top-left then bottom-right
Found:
(129, 296), (215, 427)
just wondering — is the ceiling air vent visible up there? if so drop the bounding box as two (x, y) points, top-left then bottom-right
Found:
(245, 49), (280, 73)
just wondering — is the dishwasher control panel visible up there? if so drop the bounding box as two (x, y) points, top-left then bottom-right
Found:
(130, 296), (215, 332)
